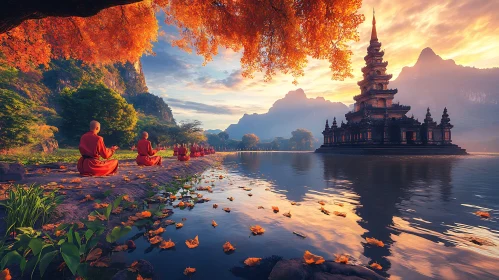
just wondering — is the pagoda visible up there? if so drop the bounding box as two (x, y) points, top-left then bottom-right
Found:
(316, 11), (467, 155)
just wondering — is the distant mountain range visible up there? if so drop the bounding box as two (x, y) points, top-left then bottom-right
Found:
(224, 48), (499, 151)
(391, 47), (499, 152)
(204, 129), (223, 135)
(225, 88), (348, 141)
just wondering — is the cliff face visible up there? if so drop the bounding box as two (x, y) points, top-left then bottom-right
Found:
(0, 59), (173, 122)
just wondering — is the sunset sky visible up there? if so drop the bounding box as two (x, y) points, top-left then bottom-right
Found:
(141, 0), (499, 130)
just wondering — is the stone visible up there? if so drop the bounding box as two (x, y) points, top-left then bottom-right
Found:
(0, 162), (25, 182)
(268, 259), (385, 280)
(33, 138), (59, 153)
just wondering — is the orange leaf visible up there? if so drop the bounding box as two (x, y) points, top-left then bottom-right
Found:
(79, 194), (95, 203)
(303, 250), (325, 265)
(283, 211), (291, 218)
(42, 223), (59, 231)
(86, 248), (102, 261)
(70, 178), (81, 184)
(244, 258), (262, 266)
(148, 227), (165, 236)
(366, 237), (384, 247)
(475, 211), (490, 219)
(93, 202), (109, 209)
(334, 254), (349, 264)
(250, 225), (265, 235)
(159, 239), (175, 249)
(113, 245), (129, 252)
(370, 262), (382, 270)
(185, 235), (199, 249)
(223, 241), (235, 252)
(1, 268), (12, 280)
(149, 236), (163, 245)
(176, 223), (183, 229)
(223, 207), (231, 212)
(123, 195), (133, 202)
(320, 207), (330, 215)
(212, 220), (218, 227)
(184, 267), (196, 276)
(333, 211), (346, 217)
(318, 201), (326, 206)
(272, 206), (279, 213)
(213, 204), (218, 208)
(136, 211), (151, 219)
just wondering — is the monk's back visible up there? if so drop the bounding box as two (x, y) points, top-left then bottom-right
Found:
(137, 139), (150, 156)
(79, 132), (101, 158)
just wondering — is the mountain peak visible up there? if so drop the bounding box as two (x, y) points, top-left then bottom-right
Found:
(284, 88), (307, 100)
(416, 47), (442, 65)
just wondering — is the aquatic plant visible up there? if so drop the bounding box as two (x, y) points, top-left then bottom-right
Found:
(0, 184), (62, 235)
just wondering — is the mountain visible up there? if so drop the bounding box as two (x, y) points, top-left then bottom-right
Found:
(0, 59), (174, 122)
(391, 47), (499, 151)
(204, 129), (223, 135)
(225, 89), (349, 141)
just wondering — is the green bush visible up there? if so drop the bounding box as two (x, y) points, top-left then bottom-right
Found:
(0, 89), (37, 150)
(0, 184), (62, 236)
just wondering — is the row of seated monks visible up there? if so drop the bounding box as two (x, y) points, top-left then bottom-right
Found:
(77, 120), (215, 176)
(173, 143), (216, 161)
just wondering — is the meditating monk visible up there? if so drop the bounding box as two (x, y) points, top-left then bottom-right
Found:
(190, 143), (199, 157)
(177, 143), (190, 161)
(136, 131), (162, 166)
(199, 145), (205, 157)
(77, 120), (119, 176)
(173, 144), (178, 156)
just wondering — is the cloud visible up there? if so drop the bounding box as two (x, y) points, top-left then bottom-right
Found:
(141, 51), (192, 80)
(164, 98), (264, 115)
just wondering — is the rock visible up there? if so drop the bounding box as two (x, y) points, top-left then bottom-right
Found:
(268, 259), (385, 280)
(0, 162), (25, 182)
(33, 139), (59, 153)
(135, 259), (154, 278)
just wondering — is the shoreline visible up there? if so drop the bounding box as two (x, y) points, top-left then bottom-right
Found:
(1, 154), (227, 232)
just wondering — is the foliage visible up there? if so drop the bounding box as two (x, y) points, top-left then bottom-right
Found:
(135, 113), (174, 145)
(270, 137), (290, 151)
(241, 134), (260, 150)
(289, 129), (315, 151)
(0, 196), (130, 278)
(0, 148), (172, 165)
(0, 89), (38, 150)
(218, 131), (229, 141)
(0, 184), (62, 236)
(127, 93), (174, 122)
(57, 84), (138, 146)
(0, 0), (364, 82)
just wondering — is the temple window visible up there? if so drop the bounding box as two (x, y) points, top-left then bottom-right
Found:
(377, 83), (383, 90)
(375, 70), (381, 75)
(377, 98), (386, 107)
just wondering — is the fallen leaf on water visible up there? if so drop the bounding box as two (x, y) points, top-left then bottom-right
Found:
(176, 223), (183, 229)
(258, 206), (264, 209)
(113, 245), (129, 252)
(291, 202), (297, 205)
(184, 267), (196, 276)
(244, 258), (262, 266)
(159, 239), (175, 249)
(463, 236), (495, 246)
(320, 207), (330, 215)
(123, 195), (133, 202)
(212, 220), (218, 227)
(177, 201), (185, 207)
(228, 197), (234, 201)
(303, 250), (325, 265)
(93, 203), (109, 209)
(213, 203), (218, 208)
(149, 236), (163, 245)
(223, 207), (231, 213)
(164, 220), (175, 226)
(183, 185), (192, 190)
(366, 237), (384, 247)
(1, 268), (11, 280)
(136, 211), (152, 219)
(223, 241), (235, 252)
(293, 231), (307, 238)
(318, 201), (326, 206)
(243, 187), (252, 191)
(272, 206), (279, 213)
(248, 193), (253, 197)
(333, 211), (346, 217)
(90, 257), (110, 267)
(42, 223), (59, 231)
(197, 193), (203, 198)
(474, 211), (491, 219)
(283, 211), (292, 218)
(148, 227), (165, 236)
(334, 202), (344, 207)
(265, 188), (270, 191)
(169, 194), (176, 201)
(250, 225), (265, 235)
(185, 236), (199, 248)
(334, 254), (349, 264)
(86, 248), (102, 261)
(70, 178), (82, 184)
(370, 262), (382, 270)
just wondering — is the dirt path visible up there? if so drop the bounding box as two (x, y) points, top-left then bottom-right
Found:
(17, 154), (227, 225)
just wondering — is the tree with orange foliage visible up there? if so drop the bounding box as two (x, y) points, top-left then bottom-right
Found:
(0, 0), (364, 82)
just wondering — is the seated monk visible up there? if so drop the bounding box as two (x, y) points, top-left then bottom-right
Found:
(190, 144), (199, 157)
(199, 145), (205, 157)
(177, 144), (190, 161)
(136, 132), (162, 166)
(173, 144), (178, 156)
(77, 120), (119, 176)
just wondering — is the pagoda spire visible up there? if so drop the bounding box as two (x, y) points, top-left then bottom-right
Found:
(371, 9), (378, 41)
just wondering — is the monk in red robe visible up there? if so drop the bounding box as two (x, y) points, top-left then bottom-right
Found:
(199, 145), (205, 157)
(190, 144), (199, 157)
(173, 144), (178, 156)
(136, 132), (162, 166)
(77, 120), (119, 176)
(177, 144), (190, 161)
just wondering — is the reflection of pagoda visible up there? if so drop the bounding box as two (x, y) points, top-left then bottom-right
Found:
(316, 12), (467, 155)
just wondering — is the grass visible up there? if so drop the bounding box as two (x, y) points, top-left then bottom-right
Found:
(0, 184), (62, 235)
(0, 148), (173, 165)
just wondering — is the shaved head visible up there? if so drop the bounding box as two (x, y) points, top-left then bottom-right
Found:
(89, 120), (100, 133)
(142, 131), (148, 139)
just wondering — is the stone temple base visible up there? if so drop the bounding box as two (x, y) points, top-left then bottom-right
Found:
(315, 144), (467, 155)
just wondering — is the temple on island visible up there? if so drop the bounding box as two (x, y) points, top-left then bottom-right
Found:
(316, 12), (467, 155)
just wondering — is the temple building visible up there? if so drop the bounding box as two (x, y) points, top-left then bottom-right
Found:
(316, 12), (467, 155)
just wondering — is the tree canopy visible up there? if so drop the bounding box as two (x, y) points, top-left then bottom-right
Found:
(57, 84), (137, 146)
(289, 128), (315, 150)
(241, 133), (260, 150)
(0, 89), (37, 150)
(0, 0), (364, 82)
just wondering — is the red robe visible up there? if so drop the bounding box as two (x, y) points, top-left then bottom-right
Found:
(177, 146), (190, 161)
(173, 146), (178, 156)
(136, 138), (162, 166)
(199, 147), (205, 157)
(77, 132), (118, 176)
(190, 146), (199, 157)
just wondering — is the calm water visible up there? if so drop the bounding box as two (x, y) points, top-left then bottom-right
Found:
(117, 152), (499, 280)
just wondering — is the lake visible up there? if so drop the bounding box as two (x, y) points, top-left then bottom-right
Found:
(117, 152), (499, 279)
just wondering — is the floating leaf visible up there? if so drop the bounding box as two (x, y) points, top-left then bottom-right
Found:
(176, 223), (183, 229)
(185, 236), (199, 249)
(85, 248), (102, 262)
(320, 207), (330, 215)
(366, 237), (384, 247)
(135, 211), (152, 219)
(223, 241), (235, 252)
(303, 250), (325, 265)
(79, 194), (95, 203)
(370, 262), (382, 270)
(184, 267), (196, 275)
(42, 223), (59, 231)
(272, 206), (279, 213)
(212, 220), (218, 227)
(159, 239), (175, 249)
(213, 204), (218, 208)
(223, 207), (231, 213)
(474, 211), (490, 219)
(283, 211), (291, 218)
(318, 201), (326, 206)
(333, 211), (346, 217)
(250, 225), (265, 235)
(227, 197), (234, 201)
(149, 236), (163, 245)
(334, 254), (349, 264)
(148, 227), (165, 236)
(93, 203), (109, 209)
(70, 178), (82, 184)
(244, 258), (262, 266)
(90, 257), (110, 267)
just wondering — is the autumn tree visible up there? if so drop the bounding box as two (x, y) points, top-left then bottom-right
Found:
(57, 84), (137, 146)
(241, 133), (260, 150)
(289, 128), (315, 150)
(0, 0), (364, 82)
